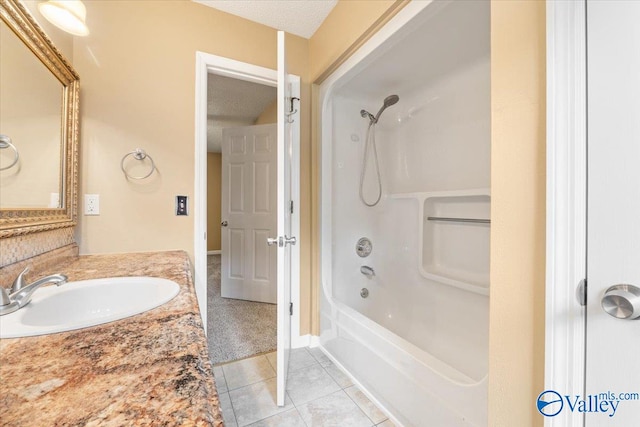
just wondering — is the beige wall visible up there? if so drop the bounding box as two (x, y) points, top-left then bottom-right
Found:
(489, 1), (546, 426)
(73, 1), (312, 334)
(310, 0), (407, 82)
(207, 152), (221, 252)
(254, 100), (277, 125)
(22, 0), (74, 61)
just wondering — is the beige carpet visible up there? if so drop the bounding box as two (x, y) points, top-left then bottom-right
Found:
(207, 255), (277, 365)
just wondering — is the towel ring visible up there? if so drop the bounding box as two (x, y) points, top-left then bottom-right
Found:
(120, 148), (156, 179)
(0, 135), (19, 171)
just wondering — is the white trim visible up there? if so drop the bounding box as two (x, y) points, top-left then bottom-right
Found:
(194, 52), (209, 331)
(545, 2), (587, 426)
(194, 51), (302, 345)
(289, 75), (302, 346)
(308, 334), (321, 348)
(291, 334), (310, 349)
(207, 250), (221, 255)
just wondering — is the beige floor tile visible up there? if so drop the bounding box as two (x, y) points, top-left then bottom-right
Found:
(223, 355), (276, 390)
(213, 365), (228, 393)
(345, 385), (387, 424)
(229, 378), (293, 427)
(288, 347), (319, 372)
(285, 364), (341, 406)
(376, 419), (396, 426)
(308, 346), (332, 367)
(265, 351), (277, 372)
(246, 408), (307, 427)
(297, 390), (373, 427)
(324, 363), (353, 388)
(219, 392), (238, 427)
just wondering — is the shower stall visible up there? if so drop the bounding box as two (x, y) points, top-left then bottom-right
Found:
(318, 1), (490, 426)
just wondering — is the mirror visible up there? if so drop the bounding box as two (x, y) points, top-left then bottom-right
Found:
(0, 20), (63, 208)
(0, 0), (79, 237)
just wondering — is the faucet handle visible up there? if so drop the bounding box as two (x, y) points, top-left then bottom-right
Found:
(11, 266), (30, 293)
(0, 286), (20, 314)
(0, 287), (11, 306)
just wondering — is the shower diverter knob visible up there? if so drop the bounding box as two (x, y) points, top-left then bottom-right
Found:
(601, 284), (640, 320)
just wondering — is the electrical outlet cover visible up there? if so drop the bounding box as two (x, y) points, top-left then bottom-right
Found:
(84, 194), (100, 215)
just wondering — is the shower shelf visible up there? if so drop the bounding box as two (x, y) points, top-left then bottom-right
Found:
(391, 188), (490, 296)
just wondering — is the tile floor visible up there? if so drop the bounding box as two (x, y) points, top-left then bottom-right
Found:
(213, 347), (396, 427)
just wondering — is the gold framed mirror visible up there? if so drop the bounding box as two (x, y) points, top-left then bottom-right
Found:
(0, 0), (79, 238)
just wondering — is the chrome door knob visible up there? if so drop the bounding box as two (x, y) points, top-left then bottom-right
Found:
(601, 284), (640, 320)
(267, 237), (281, 247)
(221, 221), (228, 227)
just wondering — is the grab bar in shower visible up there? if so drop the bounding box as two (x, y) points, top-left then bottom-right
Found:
(427, 216), (490, 224)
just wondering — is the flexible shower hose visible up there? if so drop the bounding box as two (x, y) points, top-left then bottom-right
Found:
(359, 122), (382, 207)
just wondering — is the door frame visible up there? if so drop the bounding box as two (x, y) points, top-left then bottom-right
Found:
(545, 1), (587, 426)
(194, 51), (301, 345)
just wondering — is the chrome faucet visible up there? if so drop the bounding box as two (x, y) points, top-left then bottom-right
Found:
(0, 267), (68, 316)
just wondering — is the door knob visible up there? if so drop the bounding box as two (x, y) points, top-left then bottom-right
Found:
(283, 235), (296, 246)
(601, 284), (640, 320)
(267, 237), (281, 247)
(221, 221), (228, 227)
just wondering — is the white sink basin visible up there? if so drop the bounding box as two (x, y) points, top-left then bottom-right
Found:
(0, 277), (180, 338)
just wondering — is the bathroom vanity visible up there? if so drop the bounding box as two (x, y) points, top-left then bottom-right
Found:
(0, 250), (224, 426)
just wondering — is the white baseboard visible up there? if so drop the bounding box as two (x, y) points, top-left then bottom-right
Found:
(308, 335), (321, 348)
(291, 334), (311, 349)
(207, 250), (221, 255)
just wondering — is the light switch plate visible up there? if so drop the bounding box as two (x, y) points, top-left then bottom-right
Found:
(176, 195), (188, 216)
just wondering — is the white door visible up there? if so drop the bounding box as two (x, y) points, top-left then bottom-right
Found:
(586, 1), (640, 425)
(221, 124), (277, 303)
(274, 31), (297, 407)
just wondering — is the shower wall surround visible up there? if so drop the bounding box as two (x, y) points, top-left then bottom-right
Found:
(319, 1), (491, 425)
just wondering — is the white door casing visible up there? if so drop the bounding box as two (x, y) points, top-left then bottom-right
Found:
(193, 52), (301, 348)
(585, 1), (640, 425)
(546, 1), (640, 425)
(545, 1), (587, 426)
(221, 124), (277, 303)
(275, 30), (295, 407)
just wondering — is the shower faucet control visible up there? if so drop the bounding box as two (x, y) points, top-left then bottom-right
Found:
(360, 266), (375, 278)
(356, 238), (372, 257)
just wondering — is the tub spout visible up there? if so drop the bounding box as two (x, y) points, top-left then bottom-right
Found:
(360, 266), (375, 277)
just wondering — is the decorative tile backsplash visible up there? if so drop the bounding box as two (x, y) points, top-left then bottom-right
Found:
(0, 243), (78, 288)
(0, 227), (75, 268)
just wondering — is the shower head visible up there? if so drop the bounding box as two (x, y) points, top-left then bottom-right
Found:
(383, 94), (400, 108)
(373, 94), (399, 123)
(360, 95), (400, 124)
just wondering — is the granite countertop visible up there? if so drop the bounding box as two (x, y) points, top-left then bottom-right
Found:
(0, 251), (224, 426)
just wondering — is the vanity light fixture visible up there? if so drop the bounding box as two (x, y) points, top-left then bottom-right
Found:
(38, 0), (89, 36)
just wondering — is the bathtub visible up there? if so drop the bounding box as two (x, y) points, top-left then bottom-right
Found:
(318, 1), (490, 426)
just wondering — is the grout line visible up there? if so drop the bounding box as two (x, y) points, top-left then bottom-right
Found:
(343, 385), (382, 427)
(219, 366), (229, 393)
(224, 391), (239, 427)
(294, 404), (311, 427)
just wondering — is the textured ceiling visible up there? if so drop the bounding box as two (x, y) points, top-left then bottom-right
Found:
(207, 73), (277, 152)
(193, 0), (337, 38)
